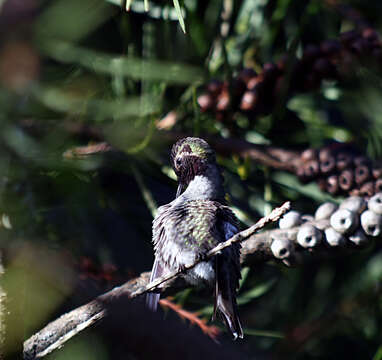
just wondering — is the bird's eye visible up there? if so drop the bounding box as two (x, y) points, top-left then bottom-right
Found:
(175, 157), (182, 167)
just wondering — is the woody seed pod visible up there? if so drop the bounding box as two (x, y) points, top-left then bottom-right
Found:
(360, 181), (374, 197)
(240, 90), (257, 111)
(315, 219), (330, 231)
(301, 148), (317, 162)
(279, 211), (302, 229)
(319, 147), (332, 162)
(237, 68), (257, 86)
(197, 93), (215, 111)
(301, 215), (314, 223)
(336, 152), (352, 171)
(368, 193), (382, 215)
(339, 169), (354, 191)
(355, 165), (371, 185)
(326, 175), (340, 195)
(320, 155), (336, 173)
(340, 196), (367, 214)
(330, 208), (358, 234)
(360, 210), (382, 237)
(372, 167), (382, 179)
(271, 238), (294, 259)
(324, 227), (346, 247)
(362, 28), (379, 42)
(315, 202), (338, 221)
(297, 224), (322, 248)
(303, 160), (320, 178)
(354, 156), (370, 167)
(206, 80), (224, 96)
(375, 179), (382, 193)
(216, 90), (230, 111)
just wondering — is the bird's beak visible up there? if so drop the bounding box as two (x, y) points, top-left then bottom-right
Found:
(176, 183), (185, 198)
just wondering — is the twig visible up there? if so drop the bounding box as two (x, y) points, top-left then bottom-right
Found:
(159, 298), (220, 341)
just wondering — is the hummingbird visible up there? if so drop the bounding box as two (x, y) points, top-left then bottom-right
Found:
(146, 137), (243, 339)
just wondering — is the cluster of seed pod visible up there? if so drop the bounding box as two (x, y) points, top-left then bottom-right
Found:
(296, 144), (382, 198)
(197, 28), (382, 123)
(270, 193), (382, 265)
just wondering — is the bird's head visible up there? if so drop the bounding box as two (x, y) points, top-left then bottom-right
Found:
(171, 137), (219, 197)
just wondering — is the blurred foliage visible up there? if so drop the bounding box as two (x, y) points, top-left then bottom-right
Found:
(0, 0), (382, 359)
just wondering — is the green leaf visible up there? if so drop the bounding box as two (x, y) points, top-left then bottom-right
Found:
(173, 0), (186, 33)
(33, 86), (160, 120)
(272, 172), (341, 204)
(243, 328), (284, 338)
(40, 41), (203, 84)
(125, 0), (133, 10)
(239, 267), (250, 290)
(374, 346), (382, 360)
(237, 278), (276, 306)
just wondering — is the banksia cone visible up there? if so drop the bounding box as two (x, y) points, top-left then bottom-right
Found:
(197, 28), (382, 124)
(296, 144), (382, 198)
(270, 193), (382, 266)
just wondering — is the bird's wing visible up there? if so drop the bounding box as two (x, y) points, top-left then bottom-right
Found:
(213, 205), (243, 339)
(146, 259), (162, 311)
(146, 204), (171, 311)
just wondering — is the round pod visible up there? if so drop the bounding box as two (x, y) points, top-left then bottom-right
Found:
(315, 219), (331, 231)
(301, 214), (314, 223)
(368, 192), (382, 215)
(271, 238), (294, 259)
(360, 210), (382, 237)
(315, 202), (338, 221)
(340, 196), (367, 214)
(324, 227), (346, 247)
(349, 229), (369, 246)
(279, 211), (302, 229)
(297, 224), (322, 248)
(330, 208), (359, 234)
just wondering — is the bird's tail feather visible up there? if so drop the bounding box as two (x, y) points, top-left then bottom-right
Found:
(146, 292), (160, 311)
(146, 259), (162, 311)
(213, 256), (243, 339)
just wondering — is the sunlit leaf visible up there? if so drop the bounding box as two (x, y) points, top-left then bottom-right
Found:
(273, 172), (341, 203)
(237, 278), (276, 306)
(243, 328), (284, 338)
(239, 267), (250, 289)
(35, 0), (115, 43)
(40, 41), (203, 84)
(173, 0), (186, 33)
